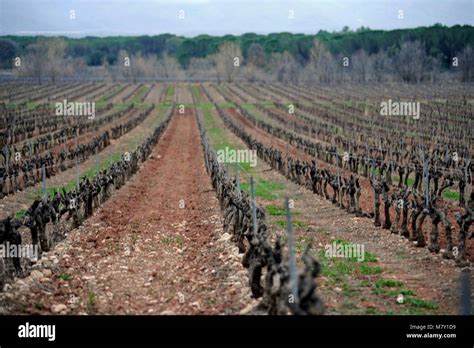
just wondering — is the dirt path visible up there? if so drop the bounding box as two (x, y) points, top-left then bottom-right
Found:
(0, 88), (253, 315)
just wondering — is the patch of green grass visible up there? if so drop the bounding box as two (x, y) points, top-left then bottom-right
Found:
(256, 101), (275, 107)
(317, 237), (437, 315)
(133, 102), (153, 109)
(404, 297), (438, 310)
(343, 283), (361, 297)
(274, 220), (285, 227)
(191, 85), (203, 103)
(27, 101), (37, 110)
(359, 263), (384, 275)
(6, 101), (37, 110)
(34, 302), (44, 310)
(363, 252), (378, 263)
(240, 179), (285, 200)
(375, 279), (404, 288)
(442, 190), (459, 201)
(15, 209), (27, 219)
(202, 106), (229, 146)
(367, 277), (437, 313)
(159, 102), (174, 108)
(292, 220), (308, 228)
(95, 100), (108, 109)
(166, 85), (175, 98)
(274, 220), (308, 229)
(112, 103), (131, 112)
(365, 307), (380, 314)
(266, 205), (287, 216)
(359, 280), (372, 287)
(59, 273), (72, 281)
(266, 205), (300, 216)
(373, 288), (415, 296)
(318, 249), (356, 281)
(218, 102), (236, 108)
(332, 259), (355, 275)
(318, 249), (353, 283)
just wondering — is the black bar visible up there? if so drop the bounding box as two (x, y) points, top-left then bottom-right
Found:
(0, 315), (472, 346)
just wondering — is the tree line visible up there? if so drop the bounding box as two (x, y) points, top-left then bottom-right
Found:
(1, 24), (473, 83)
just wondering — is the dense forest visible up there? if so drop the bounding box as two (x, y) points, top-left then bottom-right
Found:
(1, 24), (473, 84)
(1, 24), (473, 69)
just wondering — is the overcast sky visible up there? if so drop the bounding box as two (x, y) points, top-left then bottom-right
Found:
(0, 0), (472, 37)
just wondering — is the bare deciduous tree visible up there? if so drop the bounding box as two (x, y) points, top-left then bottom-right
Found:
(352, 49), (370, 83)
(46, 38), (67, 83)
(130, 53), (152, 82)
(214, 42), (242, 83)
(17, 38), (75, 83)
(309, 39), (336, 84)
(458, 45), (474, 83)
(395, 41), (425, 83)
(157, 54), (183, 80)
(187, 57), (215, 80)
(16, 40), (48, 83)
(271, 51), (300, 84)
(117, 49), (132, 81)
(113, 51), (183, 81)
(244, 43), (266, 82)
(370, 50), (392, 83)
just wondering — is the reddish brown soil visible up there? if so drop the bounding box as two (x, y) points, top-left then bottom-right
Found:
(0, 97), (253, 314)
